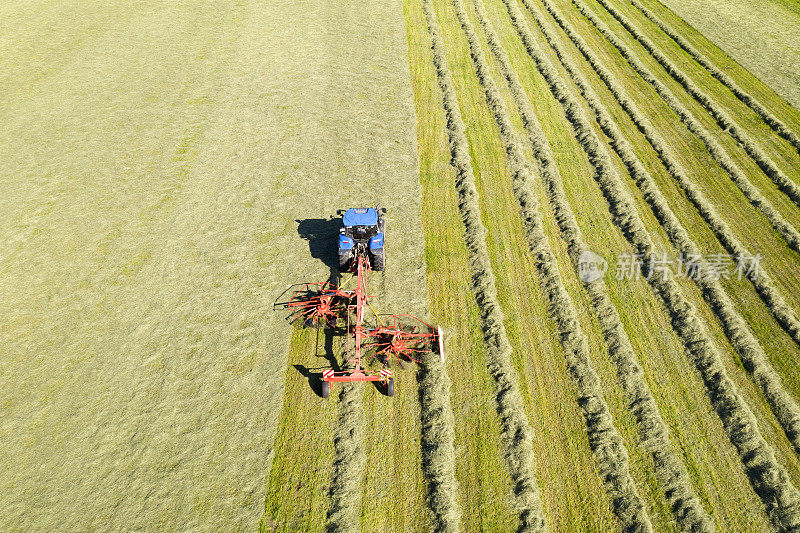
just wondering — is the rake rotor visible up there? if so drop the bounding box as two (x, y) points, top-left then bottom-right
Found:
(363, 315), (439, 365)
(285, 282), (353, 328)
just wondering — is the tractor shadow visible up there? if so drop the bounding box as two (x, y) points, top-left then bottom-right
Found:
(286, 217), (351, 397)
(272, 217), (343, 321)
(296, 217), (342, 280)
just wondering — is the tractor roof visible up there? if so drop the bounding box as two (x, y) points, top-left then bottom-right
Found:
(342, 207), (378, 227)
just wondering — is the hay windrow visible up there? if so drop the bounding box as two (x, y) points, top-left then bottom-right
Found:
(592, 0), (800, 209)
(502, 0), (800, 527)
(530, 0), (800, 456)
(629, 0), (800, 156)
(417, 351), (462, 532)
(478, 0), (713, 529)
(535, 0), (800, 355)
(422, 0), (547, 529)
(326, 383), (367, 533)
(569, 0), (800, 257)
(456, 0), (654, 529)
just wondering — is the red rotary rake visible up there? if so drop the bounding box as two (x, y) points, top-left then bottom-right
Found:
(287, 256), (443, 398)
(285, 207), (443, 398)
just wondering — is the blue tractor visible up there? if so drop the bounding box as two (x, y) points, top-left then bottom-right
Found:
(337, 206), (386, 272)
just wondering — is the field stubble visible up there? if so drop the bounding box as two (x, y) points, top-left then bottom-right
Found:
(522, 0), (800, 462)
(534, 0), (800, 361)
(514, 0), (800, 527)
(653, 0), (800, 109)
(422, 0), (548, 528)
(5, 0), (800, 530)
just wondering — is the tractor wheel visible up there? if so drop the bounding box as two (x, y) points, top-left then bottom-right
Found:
(386, 377), (394, 397)
(338, 251), (351, 271)
(321, 380), (330, 399)
(372, 249), (385, 271)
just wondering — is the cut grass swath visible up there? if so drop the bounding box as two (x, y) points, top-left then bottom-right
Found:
(452, 0), (653, 529)
(326, 383), (366, 533)
(528, 0), (800, 456)
(421, 0), (548, 529)
(535, 0), (800, 356)
(417, 350), (462, 532)
(570, 0), (800, 257)
(592, 0), (800, 210)
(630, 0), (800, 155)
(501, 0), (800, 526)
(473, 0), (714, 529)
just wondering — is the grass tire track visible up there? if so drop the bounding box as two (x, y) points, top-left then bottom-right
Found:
(474, 0), (714, 528)
(421, 0), (549, 529)
(500, 0), (800, 527)
(454, 0), (654, 529)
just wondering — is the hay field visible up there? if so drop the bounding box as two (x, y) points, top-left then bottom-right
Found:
(388, 0), (800, 528)
(1, 0), (422, 529)
(4, 0), (800, 531)
(657, 0), (800, 109)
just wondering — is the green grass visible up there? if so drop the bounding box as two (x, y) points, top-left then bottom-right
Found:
(472, 0), (770, 527)
(409, 0), (800, 526)
(406, 0), (522, 528)
(262, 328), (337, 532)
(4, 0), (800, 529)
(652, 0), (800, 110)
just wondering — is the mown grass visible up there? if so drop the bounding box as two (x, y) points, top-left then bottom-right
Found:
(630, 0), (800, 154)
(426, 0), (680, 527)
(568, 0), (800, 295)
(528, 0), (800, 462)
(651, 0), (800, 110)
(537, 0), (800, 476)
(476, 0), (800, 527)
(540, 0), (800, 358)
(6, 0), (800, 529)
(1, 2), (297, 529)
(472, 0), (714, 527)
(260, 0), (437, 527)
(511, 0), (800, 526)
(262, 328), (338, 532)
(592, 0), (800, 210)
(423, 0), (550, 527)
(456, 0), (662, 528)
(2, 0), (431, 529)
(536, 0), (800, 404)
(570, 0), (800, 260)
(405, 0), (523, 529)
(512, 0), (800, 520)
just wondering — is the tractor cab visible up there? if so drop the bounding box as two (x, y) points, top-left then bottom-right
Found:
(338, 207), (385, 271)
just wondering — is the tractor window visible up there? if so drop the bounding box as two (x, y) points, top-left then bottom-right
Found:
(352, 226), (374, 240)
